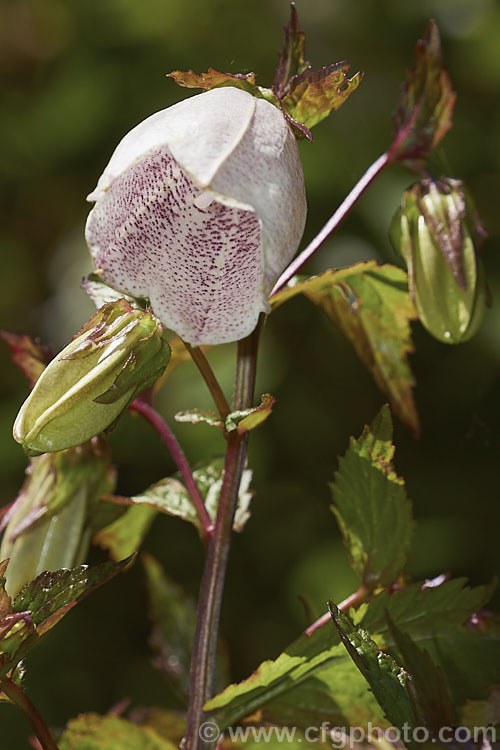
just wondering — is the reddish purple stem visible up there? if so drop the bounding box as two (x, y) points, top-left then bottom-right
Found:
(271, 151), (391, 295)
(305, 584), (369, 637)
(130, 399), (213, 543)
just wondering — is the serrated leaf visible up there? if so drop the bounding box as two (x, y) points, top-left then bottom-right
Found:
(0, 558), (130, 676)
(271, 262), (419, 433)
(103, 459), (253, 536)
(330, 405), (414, 590)
(93, 505), (157, 561)
(360, 578), (495, 636)
(206, 622), (389, 733)
(248, 657), (385, 733)
(413, 625), (500, 709)
(12, 557), (132, 634)
(392, 20), (456, 161)
(165, 69), (277, 106)
(361, 579), (500, 708)
(59, 713), (177, 750)
(207, 576), (494, 733)
(282, 63), (364, 130)
(386, 614), (456, 730)
(1, 331), (52, 387)
(273, 3), (308, 98)
(329, 604), (417, 736)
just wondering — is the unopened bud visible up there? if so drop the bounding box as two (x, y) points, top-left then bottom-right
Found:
(0, 438), (115, 597)
(13, 300), (170, 455)
(390, 178), (487, 344)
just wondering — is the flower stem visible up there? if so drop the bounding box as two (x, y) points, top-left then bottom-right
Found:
(184, 318), (262, 750)
(305, 583), (369, 637)
(0, 677), (59, 750)
(129, 399), (213, 543)
(271, 151), (391, 295)
(183, 342), (231, 419)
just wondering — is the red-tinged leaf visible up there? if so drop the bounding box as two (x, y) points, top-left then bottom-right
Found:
(273, 3), (309, 98)
(282, 62), (364, 130)
(271, 263), (419, 434)
(392, 20), (456, 161)
(226, 393), (276, 434)
(166, 68), (268, 99)
(1, 331), (52, 387)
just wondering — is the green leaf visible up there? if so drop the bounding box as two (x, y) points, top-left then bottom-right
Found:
(205, 620), (380, 731)
(143, 553), (196, 702)
(386, 614), (456, 730)
(207, 576), (494, 733)
(93, 505), (157, 561)
(360, 578), (495, 636)
(59, 714), (177, 750)
(245, 656), (385, 732)
(1, 331), (52, 387)
(329, 604), (417, 736)
(282, 63), (364, 131)
(273, 3), (308, 98)
(271, 262), (419, 433)
(0, 557), (130, 676)
(226, 394), (275, 434)
(330, 405), (414, 590)
(104, 458), (253, 536)
(392, 20), (456, 160)
(361, 579), (500, 708)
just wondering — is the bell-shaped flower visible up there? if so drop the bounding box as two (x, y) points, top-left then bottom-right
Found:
(85, 87), (307, 345)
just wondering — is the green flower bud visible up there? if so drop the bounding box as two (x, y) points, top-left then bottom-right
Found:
(0, 438), (116, 597)
(390, 178), (487, 344)
(13, 300), (170, 455)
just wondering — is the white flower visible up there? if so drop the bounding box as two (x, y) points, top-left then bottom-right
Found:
(85, 87), (306, 345)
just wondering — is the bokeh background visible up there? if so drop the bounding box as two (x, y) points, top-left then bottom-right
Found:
(1, 0), (500, 745)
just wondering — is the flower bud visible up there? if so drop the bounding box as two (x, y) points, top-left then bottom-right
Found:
(390, 178), (487, 344)
(0, 439), (115, 597)
(85, 86), (307, 345)
(13, 300), (170, 455)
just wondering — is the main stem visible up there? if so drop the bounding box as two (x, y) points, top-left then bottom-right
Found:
(185, 320), (262, 750)
(1, 677), (59, 750)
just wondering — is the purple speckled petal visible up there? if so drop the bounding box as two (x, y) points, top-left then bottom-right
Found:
(86, 147), (264, 344)
(86, 87), (307, 345)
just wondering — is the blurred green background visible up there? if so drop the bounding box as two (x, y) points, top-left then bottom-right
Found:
(1, 0), (500, 745)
